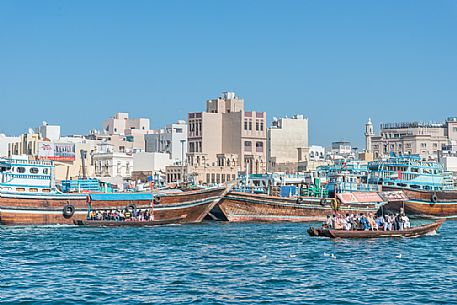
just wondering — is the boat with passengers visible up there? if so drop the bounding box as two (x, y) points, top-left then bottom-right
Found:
(0, 157), (228, 225)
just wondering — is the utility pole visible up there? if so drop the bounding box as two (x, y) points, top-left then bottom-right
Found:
(180, 139), (186, 186)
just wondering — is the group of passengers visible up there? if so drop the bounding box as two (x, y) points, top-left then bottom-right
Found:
(88, 208), (153, 222)
(324, 212), (411, 231)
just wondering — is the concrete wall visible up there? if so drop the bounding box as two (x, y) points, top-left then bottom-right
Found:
(133, 152), (172, 172)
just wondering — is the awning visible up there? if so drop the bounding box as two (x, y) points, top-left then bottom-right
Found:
(89, 193), (153, 201)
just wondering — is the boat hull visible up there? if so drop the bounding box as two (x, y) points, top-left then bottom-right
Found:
(308, 219), (445, 238)
(73, 216), (185, 227)
(0, 187), (226, 225)
(382, 187), (457, 218)
(218, 192), (383, 222)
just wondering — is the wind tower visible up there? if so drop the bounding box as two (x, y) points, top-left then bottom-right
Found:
(365, 118), (374, 152)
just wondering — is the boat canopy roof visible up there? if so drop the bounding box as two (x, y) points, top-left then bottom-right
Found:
(89, 193), (153, 201)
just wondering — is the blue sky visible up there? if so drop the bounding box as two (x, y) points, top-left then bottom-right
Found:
(1, 1), (456, 148)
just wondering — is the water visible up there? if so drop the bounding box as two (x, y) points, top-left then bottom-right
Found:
(1, 221), (456, 305)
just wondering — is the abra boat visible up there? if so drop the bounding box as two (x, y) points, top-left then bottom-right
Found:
(218, 191), (388, 222)
(0, 157), (228, 225)
(307, 219), (445, 238)
(368, 156), (457, 218)
(73, 215), (186, 227)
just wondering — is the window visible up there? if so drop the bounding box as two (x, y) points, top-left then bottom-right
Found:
(244, 141), (252, 152)
(43, 168), (49, 175)
(175, 128), (183, 133)
(421, 143), (427, 148)
(30, 167), (39, 174)
(17, 167), (26, 173)
(260, 121), (264, 131)
(256, 142), (264, 152)
(256, 121), (259, 131)
(244, 120), (248, 130)
(249, 121), (252, 130)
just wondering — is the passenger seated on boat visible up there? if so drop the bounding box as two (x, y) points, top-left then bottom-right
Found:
(124, 209), (132, 221)
(394, 213), (401, 230)
(349, 214), (358, 230)
(89, 210), (96, 220)
(367, 213), (378, 231)
(343, 214), (352, 230)
(402, 214), (410, 229)
(359, 214), (370, 230)
(335, 214), (344, 230)
(385, 214), (395, 231)
(375, 215), (384, 229)
(144, 211), (151, 221)
(118, 210), (125, 221)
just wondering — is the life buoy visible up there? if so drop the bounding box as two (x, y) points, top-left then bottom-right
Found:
(63, 204), (75, 218)
(431, 193), (438, 204)
(296, 197), (304, 204)
(319, 198), (326, 206)
(154, 195), (161, 204)
(330, 199), (341, 211)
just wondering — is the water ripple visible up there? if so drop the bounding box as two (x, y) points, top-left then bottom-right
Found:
(1, 221), (456, 304)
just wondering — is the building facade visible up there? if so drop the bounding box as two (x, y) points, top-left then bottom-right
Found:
(145, 120), (187, 164)
(370, 117), (457, 160)
(267, 114), (308, 172)
(183, 91), (266, 184)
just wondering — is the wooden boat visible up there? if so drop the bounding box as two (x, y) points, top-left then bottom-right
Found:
(382, 187), (457, 218)
(73, 215), (186, 227)
(307, 219), (445, 238)
(0, 186), (228, 225)
(217, 191), (387, 222)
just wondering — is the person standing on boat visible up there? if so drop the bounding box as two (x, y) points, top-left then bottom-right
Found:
(324, 215), (333, 229)
(343, 214), (352, 230)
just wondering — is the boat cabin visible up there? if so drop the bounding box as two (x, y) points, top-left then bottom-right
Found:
(0, 157), (55, 193)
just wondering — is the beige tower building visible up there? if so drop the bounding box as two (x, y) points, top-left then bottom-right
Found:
(183, 92), (267, 184)
(267, 115), (308, 172)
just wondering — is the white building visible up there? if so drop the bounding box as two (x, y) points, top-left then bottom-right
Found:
(145, 120), (188, 164)
(103, 112), (150, 136)
(92, 143), (133, 179)
(308, 145), (326, 161)
(133, 152), (173, 173)
(267, 114), (308, 172)
(38, 122), (61, 141)
(0, 134), (20, 157)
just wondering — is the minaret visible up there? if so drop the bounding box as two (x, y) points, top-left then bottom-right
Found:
(365, 118), (374, 152)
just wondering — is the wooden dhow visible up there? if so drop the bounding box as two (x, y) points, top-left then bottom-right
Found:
(218, 191), (389, 222)
(0, 186), (228, 226)
(0, 157), (229, 225)
(382, 187), (457, 218)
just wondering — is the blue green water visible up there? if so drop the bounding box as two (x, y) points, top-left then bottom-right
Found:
(1, 221), (456, 305)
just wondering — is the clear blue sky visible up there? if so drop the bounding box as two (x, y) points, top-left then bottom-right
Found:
(1, 1), (456, 148)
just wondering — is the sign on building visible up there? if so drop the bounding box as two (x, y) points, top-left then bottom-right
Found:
(38, 142), (76, 161)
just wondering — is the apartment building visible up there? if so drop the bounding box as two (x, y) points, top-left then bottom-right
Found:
(182, 92), (266, 184)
